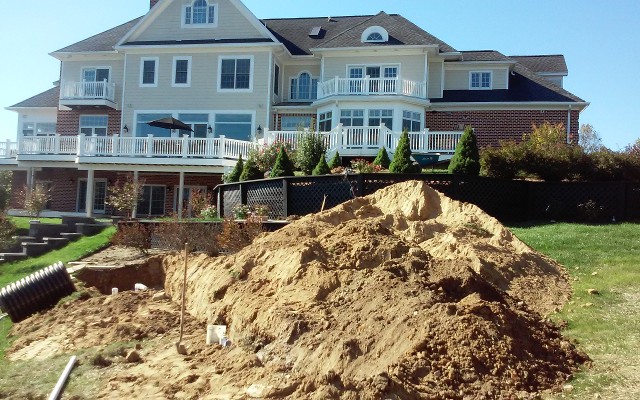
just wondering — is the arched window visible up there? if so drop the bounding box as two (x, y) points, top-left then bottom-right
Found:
(184, 0), (217, 26)
(361, 26), (389, 43)
(290, 72), (318, 101)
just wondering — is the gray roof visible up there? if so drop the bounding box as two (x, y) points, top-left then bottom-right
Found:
(510, 55), (568, 75)
(9, 87), (59, 108)
(54, 18), (142, 53)
(263, 12), (456, 56)
(460, 50), (512, 62)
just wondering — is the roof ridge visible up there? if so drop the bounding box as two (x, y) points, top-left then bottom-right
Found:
(311, 13), (381, 48)
(510, 54), (564, 58)
(262, 14), (377, 22)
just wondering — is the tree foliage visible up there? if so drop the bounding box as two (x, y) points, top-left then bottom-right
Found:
(312, 153), (331, 175)
(296, 131), (327, 175)
(106, 175), (145, 219)
(579, 124), (603, 154)
(240, 156), (264, 181)
(328, 151), (341, 169)
(0, 214), (16, 252)
(389, 130), (416, 173)
(19, 183), (52, 218)
(0, 171), (12, 211)
(448, 126), (480, 175)
(225, 155), (244, 183)
(269, 145), (295, 177)
(373, 147), (391, 169)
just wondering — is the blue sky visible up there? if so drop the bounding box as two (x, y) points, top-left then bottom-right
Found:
(1, 0), (638, 149)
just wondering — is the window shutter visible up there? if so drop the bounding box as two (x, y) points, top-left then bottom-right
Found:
(185, 6), (192, 24)
(208, 5), (215, 23)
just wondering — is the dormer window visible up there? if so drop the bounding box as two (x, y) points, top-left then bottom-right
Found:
(469, 71), (492, 90)
(361, 26), (389, 43)
(184, 0), (217, 27)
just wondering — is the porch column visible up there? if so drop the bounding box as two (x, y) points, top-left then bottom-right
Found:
(177, 171), (185, 220)
(85, 169), (95, 218)
(131, 171), (139, 219)
(26, 167), (34, 193)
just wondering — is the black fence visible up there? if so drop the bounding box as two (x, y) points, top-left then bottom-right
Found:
(215, 174), (640, 223)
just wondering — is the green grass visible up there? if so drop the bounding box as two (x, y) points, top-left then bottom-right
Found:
(0, 226), (115, 359)
(8, 216), (62, 231)
(510, 222), (640, 399)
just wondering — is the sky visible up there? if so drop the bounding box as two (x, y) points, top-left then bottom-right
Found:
(0, 0), (638, 149)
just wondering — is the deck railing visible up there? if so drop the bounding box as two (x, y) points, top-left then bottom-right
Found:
(60, 80), (116, 102)
(318, 77), (427, 99)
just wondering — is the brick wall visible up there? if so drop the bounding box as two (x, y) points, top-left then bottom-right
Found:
(57, 109), (122, 136)
(425, 109), (580, 148)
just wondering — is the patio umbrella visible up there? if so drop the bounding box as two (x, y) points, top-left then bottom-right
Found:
(147, 117), (194, 132)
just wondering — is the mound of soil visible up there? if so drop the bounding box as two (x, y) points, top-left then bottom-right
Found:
(6, 181), (587, 399)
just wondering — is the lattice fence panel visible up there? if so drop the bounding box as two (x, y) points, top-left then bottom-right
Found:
(528, 182), (623, 221)
(361, 174), (456, 197)
(288, 176), (355, 216)
(456, 178), (529, 221)
(221, 186), (242, 219)
(246, 180), (285, 220)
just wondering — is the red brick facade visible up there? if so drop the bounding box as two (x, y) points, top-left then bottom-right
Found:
(425, 109), (580, 148)
(57, 109), (122, 136)
(10, 168), (222, 216)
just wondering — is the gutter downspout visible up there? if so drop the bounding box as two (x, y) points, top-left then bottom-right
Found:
(567, 105), (572, 144)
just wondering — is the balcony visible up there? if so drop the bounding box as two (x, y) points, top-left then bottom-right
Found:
(59, 81), (117, 109)
(318, 77), (427, 100)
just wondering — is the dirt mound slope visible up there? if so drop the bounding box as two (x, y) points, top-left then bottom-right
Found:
(5, 181), (586, 399)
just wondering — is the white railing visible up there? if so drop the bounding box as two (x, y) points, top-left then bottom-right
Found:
(15, 134), (257, 162)
(318, 76), (427, 99)
(0, 140), (17, 158)
(61, 80), (116, 103)
(264, 125), (462, 155)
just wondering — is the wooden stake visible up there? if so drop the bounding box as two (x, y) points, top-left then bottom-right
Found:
(177, 242), (188, 354)
(320, 194), (328, 212)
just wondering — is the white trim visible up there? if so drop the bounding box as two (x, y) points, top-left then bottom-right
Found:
(440, 62), (445, 98)
(469, 71), (492, 90)
(80, 66), (112, 83)
(267, 52), (274, 129)
(172, 56), (192, 87)
(121, 53), (128, 134)
(79, 114), (109, 136)
(139, 57), (159, 87)
(345, 63), (401, 78)
(361, 26), (389, 43)
(289, 70), (318, 102)
(173, 185), (207, 213)
(76, 178), (107, 214)
(181, 1), (219, 29)
(216, 55), (254, 93)
(138, 184), (167, 217)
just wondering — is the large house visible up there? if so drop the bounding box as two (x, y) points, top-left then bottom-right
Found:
(2, 0), (587, 218)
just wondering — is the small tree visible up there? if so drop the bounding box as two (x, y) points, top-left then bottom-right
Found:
(189, 189), (214, 218)
(106, 176), (144, 219)
(269, 145), (295, 178)
(389, 130), (415, 173)
(328, 151), (341, 169)
(448, 126), (480, 175)
(0, 171), (12, 211)
(579, 124), (603, 154)
(19, 183), (52, 218)
(373, 147), (391, 169)
(240, 156), (264, 181)
(225, 155), (244, 183)
(296, 131), (327, 175)
(312, 153), (331, 175)
(0, 214), (16, 252)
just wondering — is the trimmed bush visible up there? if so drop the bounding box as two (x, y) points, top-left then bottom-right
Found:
(248, 141), (294, 173)
(296, 131), (327, 175)
(373, 147), (391, 169)
(449, 127), (480, 175)
(270, 145), (295, 177)
(240, 156), (264, 181)
(312, 154), (331, 175)
(389, 130), (416, 173)
(328, 151), (341, 169)
(480, 142), (524, 180)
(225, 155), (244, 183)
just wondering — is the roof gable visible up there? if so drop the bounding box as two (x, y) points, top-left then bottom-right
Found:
(53, 18), (142, 54)
(120, 0), (277, 46)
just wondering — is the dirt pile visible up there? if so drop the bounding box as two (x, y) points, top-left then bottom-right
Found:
(5, 181), (587, 399)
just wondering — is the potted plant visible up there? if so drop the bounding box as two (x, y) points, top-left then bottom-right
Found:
(233, 204), (251, 220)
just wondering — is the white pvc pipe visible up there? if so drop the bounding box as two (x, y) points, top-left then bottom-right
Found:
(48, 355), (77, 400)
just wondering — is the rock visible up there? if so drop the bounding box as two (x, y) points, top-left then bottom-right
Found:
(587, 288), (599, 295)
(582, 303), (595, 308)
(152, 291), (168, 301)
(125, 350), (142, 363)
(591, 271), (598, 276)
(562, 384), (574, 393)
(246, 383), (272, 398)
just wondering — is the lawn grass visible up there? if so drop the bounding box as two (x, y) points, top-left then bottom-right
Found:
(510, 222), (640, 399)
(8, 216), (62, 231)
(0, 226), (115, 359)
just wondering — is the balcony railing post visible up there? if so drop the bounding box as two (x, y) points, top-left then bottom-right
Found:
(379, 124), (386, 148)
(77, 134), (85, 156)
(365, 75), (370, 95)
(424, 128), (431, 152)
(146, 134), (153, 157)
(182, 134), (189, 158)
(112, 134), (119, 156)
(4, 139), (11, 157)
(218, 135), (226, 158)
(334, 76), (339, 95)
(54, 134), (61, 154)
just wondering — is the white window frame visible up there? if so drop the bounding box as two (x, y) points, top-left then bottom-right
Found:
(318, 111), (333, 131)
(138, 185), (167, 216)
(213, 111), (255, 141)
(361, 26), (389, 43)
(79, 115), (108, 136)
(217, 56), (254, 93)
(469, 71), (492, 90)
(289, 71), (318, 101)
(182, 0), (218, 28)
(76, 178), (108, 214)
(402, 110), (422, 132)
(140, 57), (159, 87)
(81, 67), (111, 83)
(172, 56), (192, 87)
